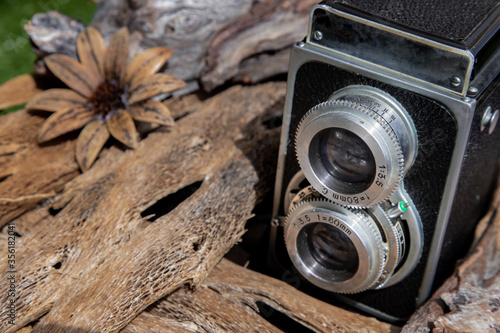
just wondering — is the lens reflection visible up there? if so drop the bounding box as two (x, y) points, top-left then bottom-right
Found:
(319, 128), (375, 184)
(301, 222), (358, 279)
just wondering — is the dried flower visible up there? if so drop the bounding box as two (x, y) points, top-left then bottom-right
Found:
(27, 27), (186, 171)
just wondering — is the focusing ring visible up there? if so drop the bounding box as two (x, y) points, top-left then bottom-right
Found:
(284, 198), (386, 294)
(295, 85), (417, 208)
(296, 100), (403, 207)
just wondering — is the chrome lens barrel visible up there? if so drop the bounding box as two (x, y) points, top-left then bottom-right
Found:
(295, 85), (417, 207)
(284, 186), (423, 293)
(284, 198), (386, 294)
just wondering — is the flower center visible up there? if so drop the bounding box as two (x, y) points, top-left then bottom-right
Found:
(87, 80), (127, 120)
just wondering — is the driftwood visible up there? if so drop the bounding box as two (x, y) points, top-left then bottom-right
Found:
(0, 108), (79, 227)
(0, 82), (283, 332)
(0, 90), (201, 228)
(0, 75), (41, 110)
(26, 0), (317, 92)
(123, 258), (397, 333)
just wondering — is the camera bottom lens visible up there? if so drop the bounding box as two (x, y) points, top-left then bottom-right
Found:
(283, 181), (423, 293)
(285, 198), (386, 293)
(298, 222), (359, 280)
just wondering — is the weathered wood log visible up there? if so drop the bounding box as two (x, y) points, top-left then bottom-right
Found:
(123, 258), (398, 333)
(0, 75), (41, 110)
(0, 109), (79, 227)
(403, 177), (500, 333)
(0, 91), (202, 228)
(0, 82), (287, 332)
(24, 11), (86, 76)
(25, 11), (85, 58)
(26, 0), (316, 92)
(198, 0), (316, 90)
(0, 82), (397, 333)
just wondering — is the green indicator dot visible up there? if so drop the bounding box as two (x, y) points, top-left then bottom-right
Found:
(399, 201), (409, 212)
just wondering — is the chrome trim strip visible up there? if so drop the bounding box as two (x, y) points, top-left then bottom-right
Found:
(306, 4), (475, 97)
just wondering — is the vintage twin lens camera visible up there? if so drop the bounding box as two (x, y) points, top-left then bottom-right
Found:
(269, 0), (500, 321)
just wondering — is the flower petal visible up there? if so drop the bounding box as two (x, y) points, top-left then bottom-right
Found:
(45, 54), (101, 97)
(106, 109), (138, 148)
(129, 100), (174, 126)
(77, 27), (106, 77)
(103, 27), (129, 83)
(26, 89), (87, 112)
(38, 105), (95, 143)
(0, 74), (41, 109)
(125, 47), (173, 87)
(128, 74), (187, 104)
(76, 120), (110, 171)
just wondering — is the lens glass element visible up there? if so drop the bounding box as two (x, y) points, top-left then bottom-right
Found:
(298, 222), (359, 280)
(318, 128), (376, 185)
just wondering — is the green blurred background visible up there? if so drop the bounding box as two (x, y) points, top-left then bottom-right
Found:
(0, 0), (96, 85)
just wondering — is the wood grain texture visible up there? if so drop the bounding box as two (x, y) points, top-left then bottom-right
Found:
(200, 0), (317, 91)
(0, 110), (79, 227)
(0, 82), (287, 332)
(123, 258), (399, 333)
(25, 11), (85, 59)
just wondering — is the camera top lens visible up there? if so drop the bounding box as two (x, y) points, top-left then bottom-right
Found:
(318, 127), (376, 191)
(295, 85), (417, 207)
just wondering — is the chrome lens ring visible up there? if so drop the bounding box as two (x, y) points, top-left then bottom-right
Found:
(330, 85), (418, 172)
(365, 205), (402, 289)
(383, 186), (424, 287)
(284, 171), (308, 212)
(296, 101), (403, 207)
(284, 198), (385, 294)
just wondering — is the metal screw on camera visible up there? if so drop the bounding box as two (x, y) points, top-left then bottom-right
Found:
(481, 106), (499, 135)
(313, 30), (323, 40)
(467, 86), (479, 97)
(450, 76), (462, 87)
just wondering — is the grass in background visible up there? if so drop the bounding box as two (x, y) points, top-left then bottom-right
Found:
(0, 0), (96, 85)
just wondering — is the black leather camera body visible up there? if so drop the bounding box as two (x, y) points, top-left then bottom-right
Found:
(269, 0), (500, 321)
